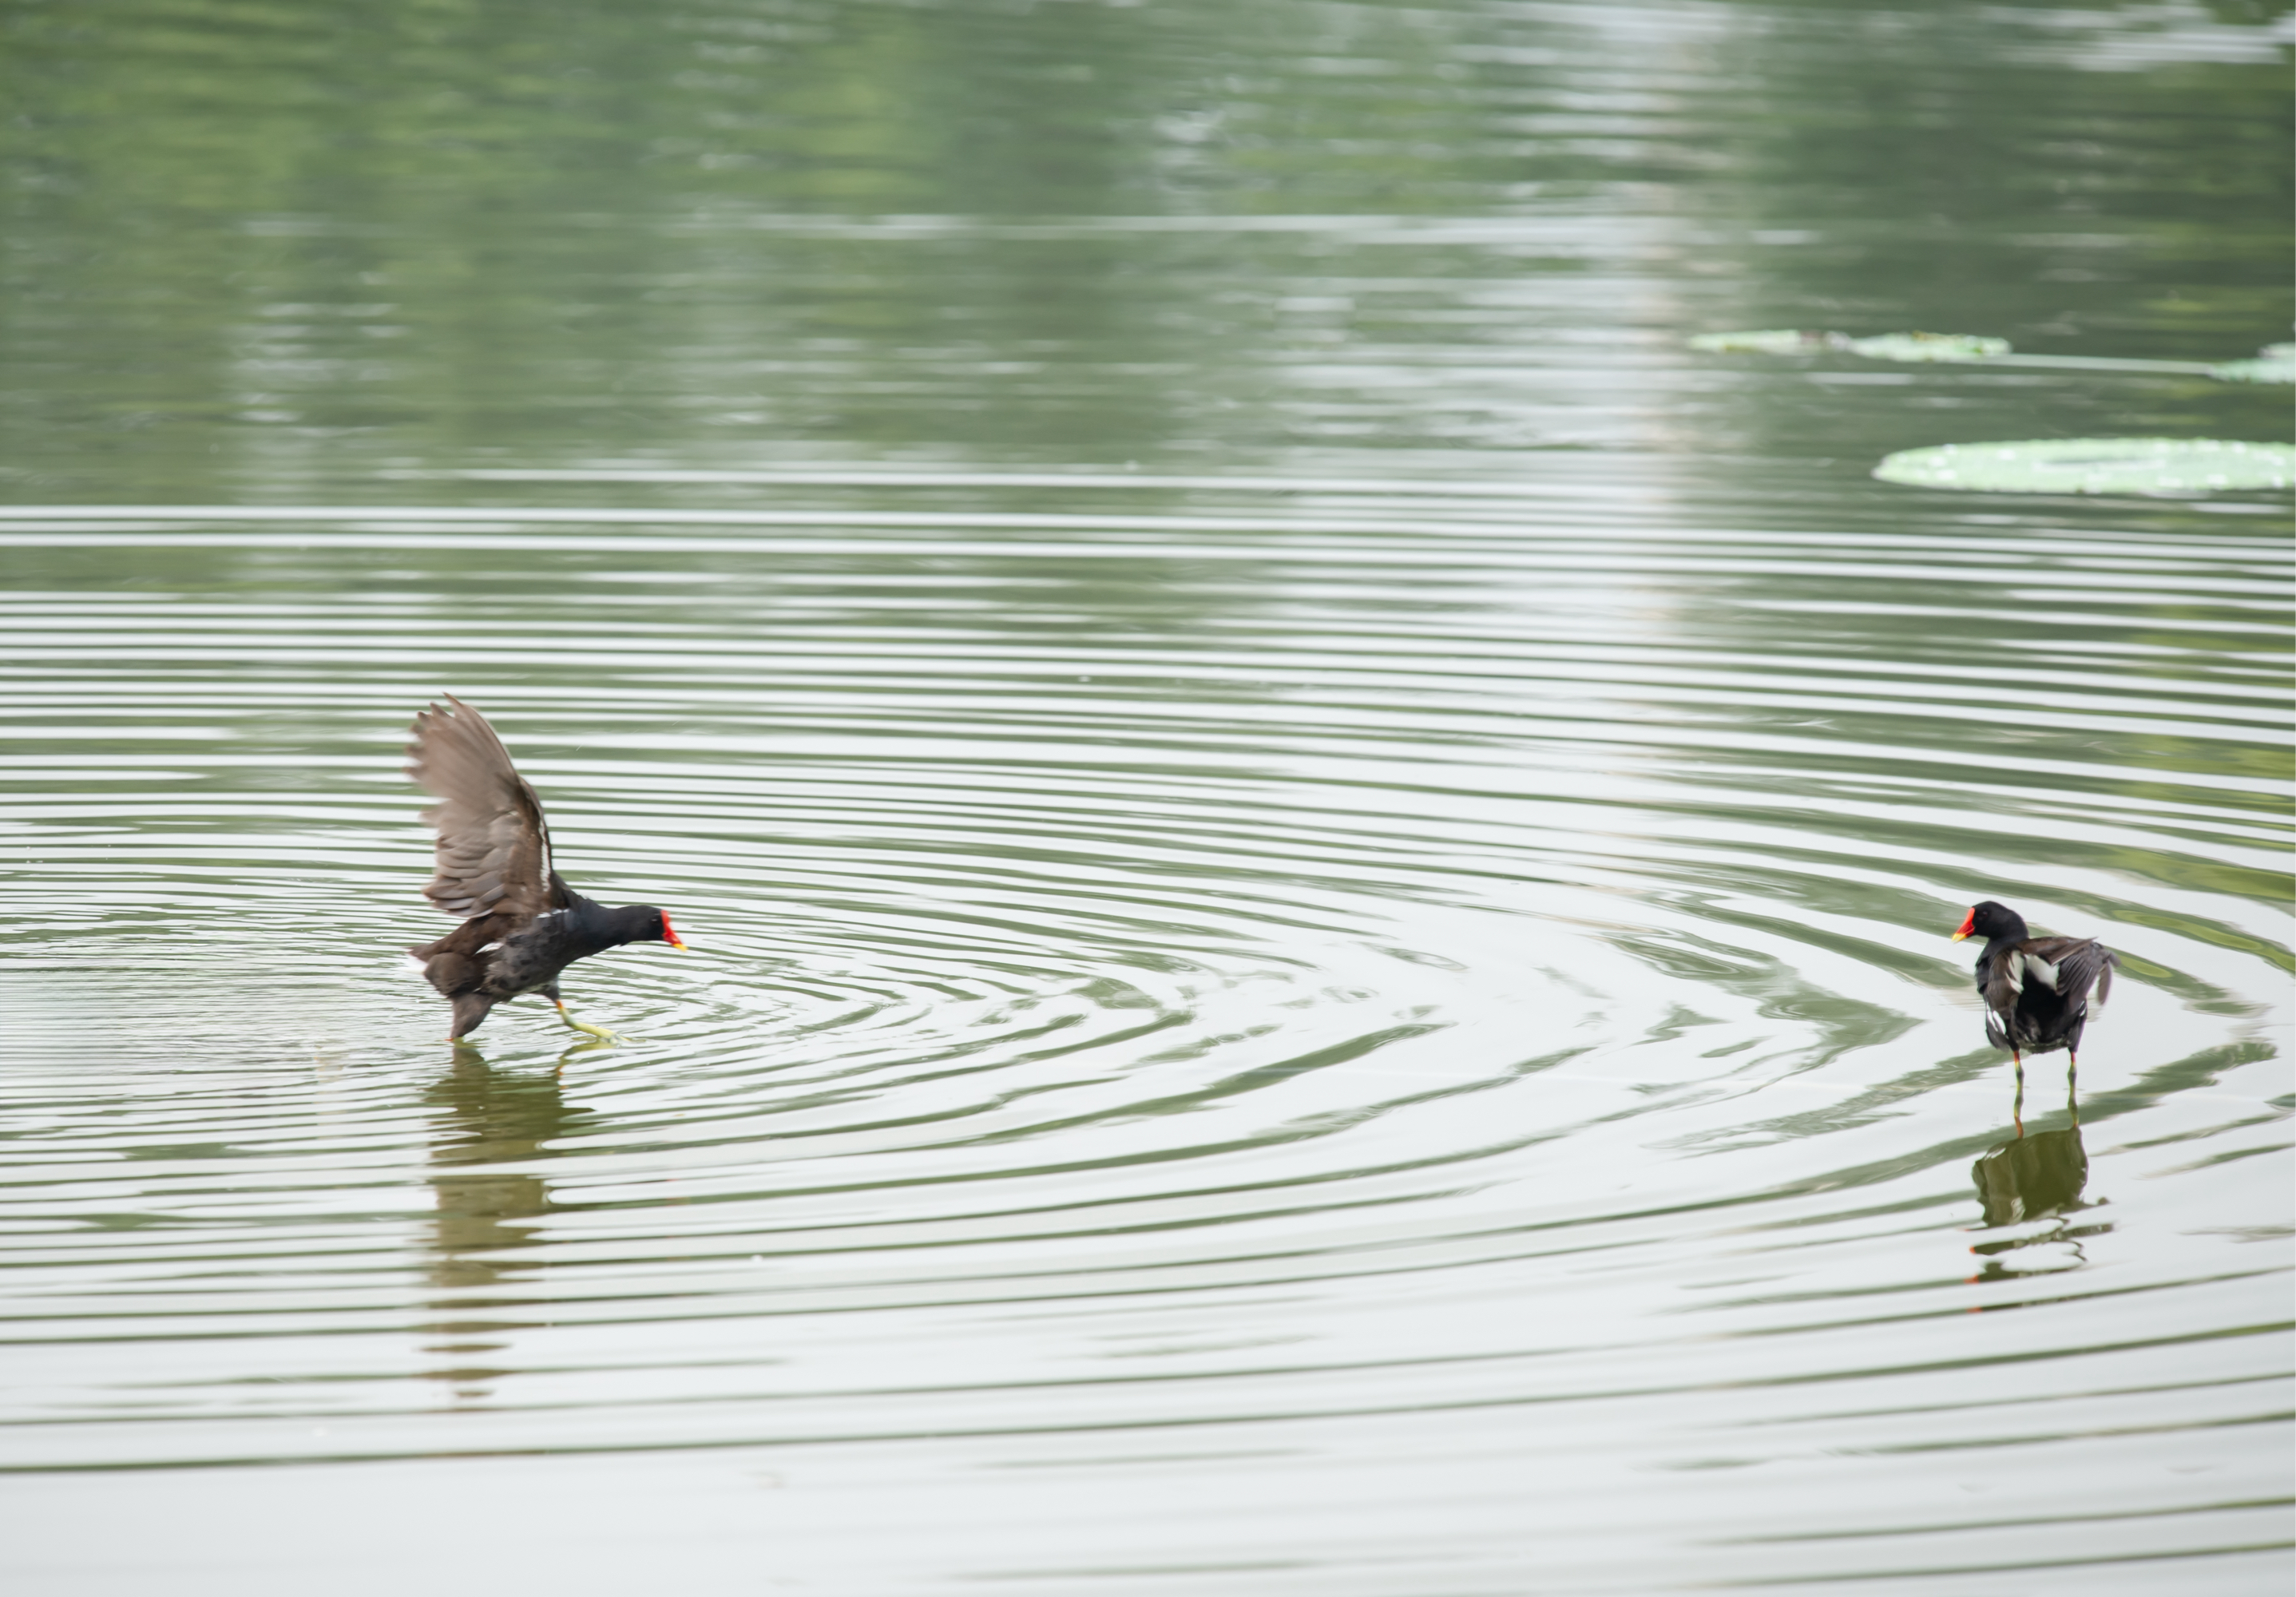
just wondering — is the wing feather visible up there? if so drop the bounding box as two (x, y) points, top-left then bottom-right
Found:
(2028, 936), (2116, 1010)
(1980, 947), (2024, 1020)
(406, 696), (557, 921)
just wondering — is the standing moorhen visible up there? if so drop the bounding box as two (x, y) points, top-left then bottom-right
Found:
(407, 696), (683, 1043)
(1953, 900), (2115, 1126)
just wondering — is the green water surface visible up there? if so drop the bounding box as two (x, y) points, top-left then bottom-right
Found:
(0, 2), (2290, 1593)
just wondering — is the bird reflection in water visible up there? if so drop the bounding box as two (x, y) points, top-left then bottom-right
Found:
(1968, 1072), (2107, 1281)
(419, 1043), (601, 1400)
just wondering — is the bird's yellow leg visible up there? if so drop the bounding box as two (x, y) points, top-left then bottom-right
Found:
(553, 999), (625, 1044)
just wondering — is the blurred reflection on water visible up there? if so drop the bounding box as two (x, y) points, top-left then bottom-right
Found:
(1971, 1071), (2102, 1284)
(1974, 1121), (2091, 1231)
(422, 1052), (595, 1401)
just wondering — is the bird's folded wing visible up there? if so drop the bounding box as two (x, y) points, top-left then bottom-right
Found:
(1980, 950), (2024, 1020)
(406, 695), (555, 921)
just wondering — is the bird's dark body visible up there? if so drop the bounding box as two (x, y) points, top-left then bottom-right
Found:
(1961, 902), (2116, 1062)
(407, 696), (677, 1040)
(411, 873), (668, 1039)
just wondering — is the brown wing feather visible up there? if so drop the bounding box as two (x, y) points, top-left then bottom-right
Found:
(1980, 948), (2023, 1021)
(406, 695), (557, 921)
(2025, 935), (2116, 1009)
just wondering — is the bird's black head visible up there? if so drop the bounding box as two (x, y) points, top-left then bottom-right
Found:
(598, 905), (685, 950)
(1953, 901), (2028, 944)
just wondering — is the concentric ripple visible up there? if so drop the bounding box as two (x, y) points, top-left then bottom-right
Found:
(0, 471), (2287, 1590)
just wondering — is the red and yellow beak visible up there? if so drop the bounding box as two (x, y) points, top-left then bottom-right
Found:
(1950, 907), (1975, 943)
(661, 913), (688, 951)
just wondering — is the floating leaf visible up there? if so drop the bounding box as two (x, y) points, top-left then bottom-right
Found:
(1874, 438), (2294, 496)
(1847, 331), (2012, 363)
(2209, 343), (2296, 384)
(1687, 329), (1849, 355)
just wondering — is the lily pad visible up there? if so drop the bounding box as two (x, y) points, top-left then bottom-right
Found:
(1874, 437), (2295, 496)
(2210, 343), (2296, 384)
(1687, 329), (1849, 355)
(1847, 331), (2012, 363)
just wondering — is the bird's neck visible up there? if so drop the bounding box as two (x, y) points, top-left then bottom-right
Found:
(562, 895), (655, 953)
(1983, 916), (2031, 953)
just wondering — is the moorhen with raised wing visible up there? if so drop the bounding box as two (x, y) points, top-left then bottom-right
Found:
(407, 696), (682, 1043)
(1953, 900), (2115, 1113)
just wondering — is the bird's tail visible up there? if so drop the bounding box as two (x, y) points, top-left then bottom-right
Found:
(449, 993), (496, 1039)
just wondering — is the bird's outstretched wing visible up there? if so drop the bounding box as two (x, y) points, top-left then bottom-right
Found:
(2026, 935), (2116, 1009)
(406, 695), (556, 921)
(1984, 934), (2116, 1017)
